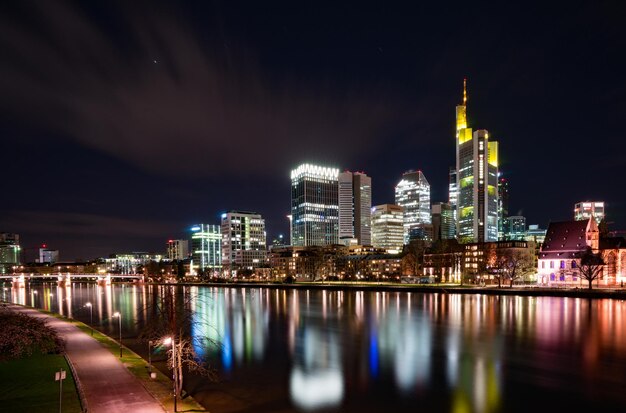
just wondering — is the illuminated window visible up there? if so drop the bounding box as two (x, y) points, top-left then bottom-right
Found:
(550, 261), (554, 269)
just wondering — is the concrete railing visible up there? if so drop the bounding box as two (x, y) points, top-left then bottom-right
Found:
(64, 352), (89, 413)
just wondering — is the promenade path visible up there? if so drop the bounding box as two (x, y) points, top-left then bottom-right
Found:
(6, 304), (166, 413)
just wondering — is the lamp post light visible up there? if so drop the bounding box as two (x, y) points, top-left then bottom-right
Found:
(148, 340), (154, 374)
(112, 312), (122, 358)
(85, 302), (93, 335)
(163, 336), (177, 412)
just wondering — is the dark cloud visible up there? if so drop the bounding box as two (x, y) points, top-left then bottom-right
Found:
(2, 0), (625, 259)
(0, 1), (411, 179)
(0, 210), (180, 260)
(0, 210), (174, 238)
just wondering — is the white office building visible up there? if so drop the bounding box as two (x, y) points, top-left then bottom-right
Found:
(221, 211), (267, 276)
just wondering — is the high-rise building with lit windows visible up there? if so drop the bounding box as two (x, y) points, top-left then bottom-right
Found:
(448, 167), (458, 238)
(497, 176), (510, 240)
(166, 239), (189, 261)
(39, 245), (59, 264)
(395, 170), (431, 243)
(339, 171), (372, 246)
(574, 201), (605, 224)
(432, 202), (456, 241)
(371, 204), (404, 254)
(504, 215), (526, 241)
(455, 79), (499, 243)
(190, 224), (221, 274)
(291, 163), (340, 246)
(0, 233), (21, 273)
(221, 211), (267, 276)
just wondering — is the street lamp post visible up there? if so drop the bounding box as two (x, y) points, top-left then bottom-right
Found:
(163, 336), (177, 412)
(85, 302), (93, 335)
(148, 340), (153, 374)
(113, 312), (122, 358)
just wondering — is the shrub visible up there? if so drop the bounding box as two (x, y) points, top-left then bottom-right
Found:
(0, 307), (64, 361)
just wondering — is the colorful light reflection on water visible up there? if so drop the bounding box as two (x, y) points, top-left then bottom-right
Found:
(5, 283), (626, 413)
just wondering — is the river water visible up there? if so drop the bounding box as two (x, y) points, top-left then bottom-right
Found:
(4, 282), (626, 413)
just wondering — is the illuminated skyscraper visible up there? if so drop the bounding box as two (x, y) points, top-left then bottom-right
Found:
(455, 79), (499, 243)
(371, 204), (404, 254)
(291, 163), (340, 246)
(221, 211), (267, 276)
(190, 224), (221, 274)
(432, 202), (456, 241)
(394, 170), (431, 243)
(498, 176), (510, 240)
(339, 171), (372, 246)
(574, 201), (605, 224)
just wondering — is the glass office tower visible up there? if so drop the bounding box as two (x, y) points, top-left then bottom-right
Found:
(291, 163), (340, 246)
(395, 170), (431, 243)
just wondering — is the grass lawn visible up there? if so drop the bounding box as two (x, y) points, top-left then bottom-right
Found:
(0, 352), (82, 413)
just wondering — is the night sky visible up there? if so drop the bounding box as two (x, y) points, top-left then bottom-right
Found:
(1, 1), (625, 261)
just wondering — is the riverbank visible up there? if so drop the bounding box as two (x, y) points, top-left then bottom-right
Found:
(144, 280), (626, 299)
(0, 305), (82, 413)
(1, 303), (208, 413)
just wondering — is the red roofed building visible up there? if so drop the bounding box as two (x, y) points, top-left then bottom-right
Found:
(537, 218), (599, 286)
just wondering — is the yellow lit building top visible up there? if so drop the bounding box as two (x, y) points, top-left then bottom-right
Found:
(488, 141), (498, 167)
(456, 106), (467, 135)
(459, 128), (472, 144)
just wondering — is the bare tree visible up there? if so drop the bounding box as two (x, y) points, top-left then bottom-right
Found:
(402, 240), (428, 276)
(577, 247), (605, 290)
(309, 246), (342, 281)
(500, 249), (534, 287)
(310, 247), (329, 281)
(139, 286), (218, 405)
(489, 254), (507, 288)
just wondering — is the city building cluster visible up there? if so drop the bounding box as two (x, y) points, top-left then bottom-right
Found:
(2, 81), (624, 286)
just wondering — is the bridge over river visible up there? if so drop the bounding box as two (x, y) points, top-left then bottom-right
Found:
(0, 273), (144, 288)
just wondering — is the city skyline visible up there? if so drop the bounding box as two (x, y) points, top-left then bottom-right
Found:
(1, 1), (625, 260)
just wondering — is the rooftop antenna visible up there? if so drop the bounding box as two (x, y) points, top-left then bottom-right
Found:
(463, 77), (467, 105)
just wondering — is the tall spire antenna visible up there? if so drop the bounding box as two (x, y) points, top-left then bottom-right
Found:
(463, 78), (467, 105)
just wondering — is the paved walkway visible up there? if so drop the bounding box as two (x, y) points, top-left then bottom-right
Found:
(7, 304), (166, 413)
